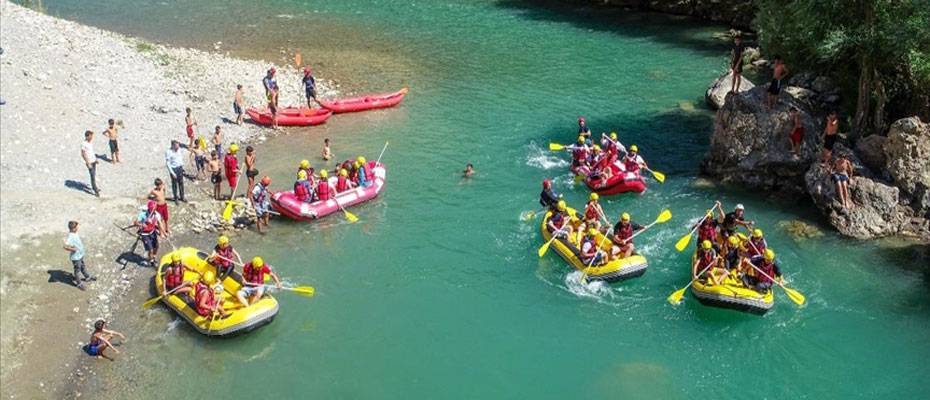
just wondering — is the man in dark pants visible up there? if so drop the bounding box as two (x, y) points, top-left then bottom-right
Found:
(164, 140), (186, 202)
(81, 130), (100, 196)
(63, 221), (95, 290)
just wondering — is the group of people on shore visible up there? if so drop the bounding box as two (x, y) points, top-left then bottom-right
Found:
(563, 117), (651, 182)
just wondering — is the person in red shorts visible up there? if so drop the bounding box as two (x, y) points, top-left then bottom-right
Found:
(788, 107), (803, 156)
(184, 107), (196, 150)
(224, 143), (240, 199)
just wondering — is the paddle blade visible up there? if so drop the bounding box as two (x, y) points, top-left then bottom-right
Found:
(783, 286), (806, 306)
(574, 174), (584, 183)
(656, 209), (672, 224)
(291, 286), (315, 297)
(521, 211), (536, 221)
(674, 232), (693, 252)
(343, 209), (359, 223)
(651, 169), (666, 183)
(667, 287), (687, 305)
(537, 240), (552, 258)
(549, 142), (564, 151)
(141, 295), (163, 309)
(222, 201), (234, 221)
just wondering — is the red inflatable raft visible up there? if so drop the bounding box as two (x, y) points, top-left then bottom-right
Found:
(582, 161), (647, 195)
(270, 161), (386, 221)
(319, 88), (408, 114)
(246, 107), (333, 126)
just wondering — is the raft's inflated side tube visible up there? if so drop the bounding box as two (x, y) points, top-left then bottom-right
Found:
(246, 107), (333, 126)
(585, 162), (647, 196)
(319, 87), (408, 114)
(271, 161), (386, 222)
(156, 247), (278, 336)
(688, 254), (774, 315)
(540, 209), (648, 282)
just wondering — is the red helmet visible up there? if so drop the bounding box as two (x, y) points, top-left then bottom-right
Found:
(303, 67), (312, 75)
(147, 200), (156, 211)
(542, 179), (551, 189)
(578, 117), (585, 123)
(260, 176), (272, 186)
(268, 67), (276, 75)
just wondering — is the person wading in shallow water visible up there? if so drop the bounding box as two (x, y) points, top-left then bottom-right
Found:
(86, 319), (125, 361)
(462, 163), (475, 178)
(322, 138), (333, 161)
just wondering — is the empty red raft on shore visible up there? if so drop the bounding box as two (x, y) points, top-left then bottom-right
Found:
(246, 107), (333, 126)
(319, 88), (408, 114)
(583, 162), (647, 196)
(270, 161), (386, 222)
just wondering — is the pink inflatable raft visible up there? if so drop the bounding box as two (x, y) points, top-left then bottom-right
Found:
(270, 161), (386, 221)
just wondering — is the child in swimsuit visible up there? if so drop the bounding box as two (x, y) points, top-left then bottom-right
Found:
(85, 319), (125, 361)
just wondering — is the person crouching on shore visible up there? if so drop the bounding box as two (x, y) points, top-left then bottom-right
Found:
(85, 319), (125, 361)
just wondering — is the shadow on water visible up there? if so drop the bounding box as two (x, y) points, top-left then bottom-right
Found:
(875, 242), (930, 288)
(497, 0), (732, 56)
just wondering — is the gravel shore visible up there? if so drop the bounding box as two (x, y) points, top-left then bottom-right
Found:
(0, 2), (337, 397)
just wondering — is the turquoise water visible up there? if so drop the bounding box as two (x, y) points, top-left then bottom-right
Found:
(37, 1), (930, 398)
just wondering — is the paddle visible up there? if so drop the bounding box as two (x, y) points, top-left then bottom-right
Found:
(549, 142), (565, 151)
(538, 212), (574, 258)
(743, 238), (806, 306)
(579, 211), (613, 283)
(522, 209), (545, 221)
(626, 209), (673, 241)
(141, 285), (184, 309)
(336, 201), (359, 223)
(376, 141), (389, 166)
(222, 171), (244, 222)
(216, 255), (316, 298)
(667, 261), (717, 305)
(674, 208), (713, 252)
(644, 167), (666, 183)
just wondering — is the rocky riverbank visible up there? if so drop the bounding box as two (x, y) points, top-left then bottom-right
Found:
(565, 0), (755, 29)
(0, 1), (338, 398)
(701, 72), (930, 240)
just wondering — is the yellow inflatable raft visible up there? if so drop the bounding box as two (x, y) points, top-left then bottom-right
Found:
(689, 254), (774, 315)
(540, 209), (648, 282)
(156, 247), (279, 336)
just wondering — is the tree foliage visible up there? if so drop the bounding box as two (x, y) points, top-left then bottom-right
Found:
(754, 0), (930, 136)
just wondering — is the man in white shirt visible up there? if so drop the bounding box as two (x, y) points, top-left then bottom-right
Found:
(81, 130), (100, 197)
(165, 140), (186, 202)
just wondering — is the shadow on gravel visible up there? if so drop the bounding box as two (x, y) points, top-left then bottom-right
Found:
(64, 179), (95, 195)
(46, 269), (80, 288)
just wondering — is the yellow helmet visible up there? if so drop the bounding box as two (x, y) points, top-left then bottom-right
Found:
(320, 169), (329, 178)
(621, 212), (630, 222)
(297, 170), (307, 180)
(171, 253), (182, 262)
(736, 232), (748, 242)
(300, 159), (310, 169)
(728, 236), (740, 246)
(587, 228), (598, 237)
(589, 193), (599, 201)
(557, 200), (567, 211)
(610, 132), (617, 140)
(706, 211), (714, 219)
(593, 145), (601, 151)
(203, 270), (216, 285)
(218, 235), (229, 246)
(229, 143), (239, 153)
(702, 240), (713, 250)
(357, 156), (366, 165)
(764, 249), (776, 261)
(629, 145), (638, 152)
(252, 256), (264, 267)
(339, 168), (348, 177)
(577, 136), (585, 144)
(753, 228), (764, 238)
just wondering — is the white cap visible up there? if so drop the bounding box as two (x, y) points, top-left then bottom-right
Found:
(735, 204), (745, 210)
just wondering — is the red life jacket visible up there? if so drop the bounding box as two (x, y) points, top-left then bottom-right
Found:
(214, 245), (234, 268)
(572, 146), (588, 162)
(697, 249), (717, 270)
(140, 211), (159, 234)
(336, 176), (349, 192)
(596, 155), (610, 172)
(698, 223), (717, 243)
(750, 239), (766, 256)
(581, 236), (598, 257)
(224, 155), (238, 177)
(756, 260), (776, 284)
(195, 282), (216, 316)
(243, 262), (266, 286)
(616, 222), (634, 240)
(584, 201), (600, 221)
(317, 181), (332, 201)
(294, 180), (311, 202)
(165, 264), (184, 290)
(623, 155), (640, 172)
(550, 212), (566, 230)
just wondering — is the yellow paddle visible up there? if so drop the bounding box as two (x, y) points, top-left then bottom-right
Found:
(522, 209), (544, 221)
(644, 167), (666, 183)
(549, 142), (565, 151)
(538, 213), (574, 258)
(141, 286), (181, 309)
(222, 171), (244, 221)
(675, 209), (713, 252)
(337, 201), (359, 223)
(272, 285), (315, 297)
(743, 238), (806, 306)
(667, 262), (716, 305)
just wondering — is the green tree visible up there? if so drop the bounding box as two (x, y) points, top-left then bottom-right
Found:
(755, 0), (930, 138)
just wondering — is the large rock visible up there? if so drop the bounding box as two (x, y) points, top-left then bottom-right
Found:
(804, 145), (907, 239)
(701, 85), (822, 193)
(855, 134), (887, 173)
(705, 70), (754, 109)
(883, 117), (930, 216)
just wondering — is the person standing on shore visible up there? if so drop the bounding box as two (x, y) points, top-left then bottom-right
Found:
(251, 176), (273, 233)
(302, 67), (318, 107)
(224, 144), (241, 199)
(191, 137), (207, 180)
(729, 35), (744, 94)
(135, 200), (166, 266)
(322, 138), (333, 161)
(233, 84), (244, 125)
(263, 68), (279, 129)
(103, 119), (121, 164)
(148, 178), (171, 235)
(184, 107), (197, 150)
(63, 221), (95, 290)
(81, 130), (100, 197)
(821, 111), (839, 165)
(212, 125), (223, 159)
(165, 140), (186, 203)
(208, 150), (222, 200)
(245, 146), (258, 196)
(765, 56), (788, 110)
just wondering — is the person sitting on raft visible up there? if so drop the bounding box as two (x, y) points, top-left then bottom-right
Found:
(748, 228), (767, 258)
(580, 228), (607, 266)
(207, 235), (242, 280)
(577, 117), (592, 144)
(355, 156), (372, 187)
(621, 144), (648, 173)
(316, 169), (333, 201)
(547, 200), (573, 239)
(601, 132), (625, 163)
(570, 136), (590, 175)
(722, 235), (743, 271)
(336, 168), (354, 193)
(195, 271), (231, 319)
(539, 179), (560, 211)
(236, 256), (282, 306)
(294, 170), (314, 203)
(717, 203), (754, 242)
(86, 319), (125, 361)
(163, 252), (199, 299)
(742, 249), (782, 293)
(583, 193), (605, 231)
(610, 212), (643, 260)
(692, 240), (721, 281)
(591, 145), (613, 181)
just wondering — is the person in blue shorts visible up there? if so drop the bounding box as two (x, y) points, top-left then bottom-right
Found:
(85, 319), (125, 361)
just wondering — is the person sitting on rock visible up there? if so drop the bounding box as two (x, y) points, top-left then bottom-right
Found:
(831, 155), (853, 210)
